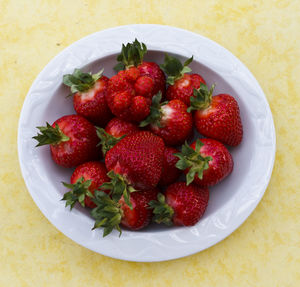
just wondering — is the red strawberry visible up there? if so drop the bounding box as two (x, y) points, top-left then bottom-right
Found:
(149, 183), (209, 226)
(63, 69), (112, 127)
(103, 131), (165, 207)
(138, 62), (166, 96)
(91, 188), (159, 236)
(96, 118), (139, 155)
(105, 117), (139, 138)
(189, 83), (243, 146)
(160, 54), (206, 106)
(62, 161), (109, 209)
(159, 147), (181, 187)
(107, 39), (166, 122)
(140, 92), (192, 146)
(33, 115), (100, 167)
(175, 138), (233, 187)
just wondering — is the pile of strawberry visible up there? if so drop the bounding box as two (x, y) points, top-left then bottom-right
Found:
(33, 39), (243, 237)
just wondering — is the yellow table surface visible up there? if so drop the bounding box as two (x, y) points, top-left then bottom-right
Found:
(1, 1), (299, 286)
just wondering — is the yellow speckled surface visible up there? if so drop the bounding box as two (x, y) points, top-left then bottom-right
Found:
(0, 0), (300, 286)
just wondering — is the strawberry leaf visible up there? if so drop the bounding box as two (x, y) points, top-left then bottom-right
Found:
(61, 177), (92, 210)
(91, 190), (123, 237)
(148, 193), (174, 226)
(96, 127), (125, 156)
(187, 83), (215, 112)
(174, 140), (212, 185)
(63, 68), (103, 95)
(114, 62), (125, 72)
(33, 123), (69, 147)
(160, 54), (193, 85)
(184, 56), (194, 67)
(100, 170), (136, 209)
(139, 92), (166, 128)
(114, 39), (147, 71)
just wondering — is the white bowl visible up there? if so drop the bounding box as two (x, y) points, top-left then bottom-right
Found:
(18, 24), (276, 262)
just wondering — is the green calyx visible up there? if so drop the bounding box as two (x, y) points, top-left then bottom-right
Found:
(91, 190), (123, 237)
(96, 127), (125, 156)
(63, 68), (103, 95)
(114, 39), (147, 71)
(61, 177), (92, 210)
(100, 170), (136, 209)
(33, 122), (70, 147)
(160, 54), (193, 85)
(148, 193), (174, 226)
(174, 139), (212, 185)
(187, 83), (215, 112)
(139, 91), (167, 128)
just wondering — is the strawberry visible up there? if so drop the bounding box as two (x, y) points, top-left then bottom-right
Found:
(160, 54), (206, 106)
(149, 182), (209, 226)
(159, 147), (181, 187)
(138, 61), (166, 97)
(91, 188), (159, 236)
(140, 92), (193, 146)
(107, 39), (166, 122)
(62, 161), (109, 209)
(33, 115), (100, 167)
(96, 118), (139, 155)
(103, 131), (165, 207)
(188, 83), (243, 146)
(105, 117), (139, 138)
(175, 139), (233, 187)
(63, 69), (112, 127)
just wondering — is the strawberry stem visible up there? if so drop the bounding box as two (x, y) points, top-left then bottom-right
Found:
(160, 54), (193, 85)
(63, 68), (103, 95)
(187, 83), (215, 112)
(96, 127), (125, 156)
(114, 39), (147, 71)
(100, 170), (136, 209)
(61, 177), (92, 210)
(174, 140), (212, 185)
(148, 193), (174, 226)
(33, 123), (70, 147)
(91, 190), (123, 237)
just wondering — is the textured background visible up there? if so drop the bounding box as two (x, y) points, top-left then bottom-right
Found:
(0, 0), (299, 286)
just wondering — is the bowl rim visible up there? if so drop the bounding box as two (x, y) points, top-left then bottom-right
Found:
(18, 24), (276, 262)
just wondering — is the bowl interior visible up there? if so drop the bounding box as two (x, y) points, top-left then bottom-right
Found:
(38, 50), (253, 234)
